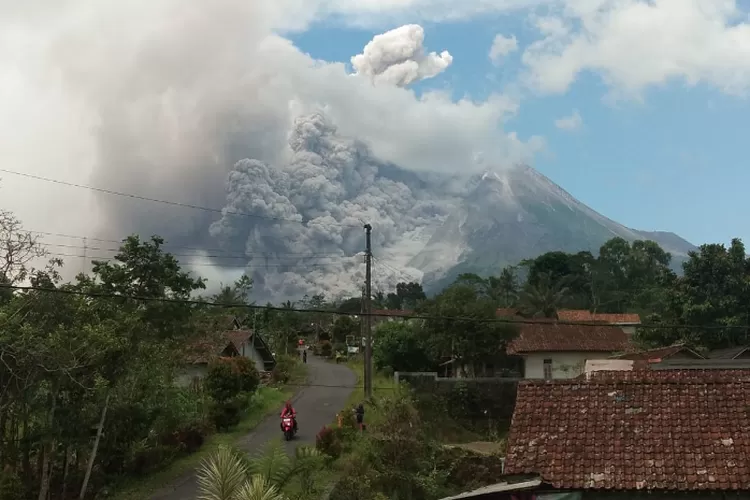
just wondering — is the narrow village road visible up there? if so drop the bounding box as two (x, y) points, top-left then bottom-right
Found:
(149, 354), (356, 500)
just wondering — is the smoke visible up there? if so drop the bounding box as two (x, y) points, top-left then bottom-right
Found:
(351, 24), (453, 87)
(0, 2), (541, 299)
(210, 113), (452, 299)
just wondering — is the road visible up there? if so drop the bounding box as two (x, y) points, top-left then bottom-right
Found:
(150, 354), (356, 500)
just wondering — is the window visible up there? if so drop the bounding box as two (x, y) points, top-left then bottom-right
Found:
(543, 359), (553, 380)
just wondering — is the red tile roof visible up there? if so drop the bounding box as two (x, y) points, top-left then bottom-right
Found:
(507, 323), (632, 355)
(224, 330), (252, 352)
(371, 309), (414, 317)
(557, 309), (641, 324)
(611, 344), (705, 361)
(496, 308), (523, 318)
(505, 369), (750, 491)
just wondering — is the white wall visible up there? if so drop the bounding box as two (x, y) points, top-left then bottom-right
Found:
(524, 352), (614, 379)
(620, 325), (636, 336)
(240, 341), (268, 373)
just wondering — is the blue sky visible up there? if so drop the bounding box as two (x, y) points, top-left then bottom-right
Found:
(290, 8), (750, 248)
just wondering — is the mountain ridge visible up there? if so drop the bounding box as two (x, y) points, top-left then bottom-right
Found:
(411, 165), (695, 292)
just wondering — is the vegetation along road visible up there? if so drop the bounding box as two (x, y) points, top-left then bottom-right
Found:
(149, 354), (355, 500)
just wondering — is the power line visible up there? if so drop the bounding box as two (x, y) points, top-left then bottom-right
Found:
(0, 168), (361, 228)
(0, 283), (743, 331)
(43, 252), (343, 268)
(38, 242), (346, 260)
(28, 229), (351, 258)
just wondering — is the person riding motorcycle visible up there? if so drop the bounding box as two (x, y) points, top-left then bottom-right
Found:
(280, 401), (298, 433)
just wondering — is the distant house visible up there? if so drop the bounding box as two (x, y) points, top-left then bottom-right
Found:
(502, 369), (750, 498)
(178, 321), (276, 389)
(371, 309), (415, 328)
(507, 322), (632, 379)
(557, 309), (641, 335)
(707, 346), (750, 360)
(610, 343), (705, 362)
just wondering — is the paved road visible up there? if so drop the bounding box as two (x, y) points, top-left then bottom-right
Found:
(150, 354), (356, 499)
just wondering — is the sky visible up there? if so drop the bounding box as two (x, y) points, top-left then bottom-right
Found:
(1, 0), (750, 295)
(290, 3), (750, 247)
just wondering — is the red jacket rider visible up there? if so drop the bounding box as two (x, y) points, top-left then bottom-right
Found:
(280, 401), (298, 431)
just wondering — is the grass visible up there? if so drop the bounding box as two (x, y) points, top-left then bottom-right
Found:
(110, 386), (290, 500)
(109, 357), (310, 500)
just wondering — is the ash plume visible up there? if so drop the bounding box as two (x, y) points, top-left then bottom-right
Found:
(351, 24), (453, 87)
(210, 113), (449, 300)
(0, 2), (540, 298)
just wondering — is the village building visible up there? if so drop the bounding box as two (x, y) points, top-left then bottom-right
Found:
(178, 316), (275, 389)
(493, 369), (750, 499)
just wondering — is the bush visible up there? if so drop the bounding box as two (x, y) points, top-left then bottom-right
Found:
(315, 425), (343, 458)
(0, 467), (23, 500)
(271, 354), (297, 384)
(318, 340), (333, 358)
(205, 357), (260, 402)
(209, 394), (248, 431)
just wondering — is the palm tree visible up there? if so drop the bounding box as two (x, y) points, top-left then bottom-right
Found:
(519, 272), (570, 318)
(197, 443), (326, 500)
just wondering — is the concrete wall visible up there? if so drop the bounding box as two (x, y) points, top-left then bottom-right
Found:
(524, 352), (614, 379)
(239, 341), (267, 373)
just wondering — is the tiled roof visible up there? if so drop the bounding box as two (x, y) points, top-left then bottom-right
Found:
(611, 344), (705, 361)
(707, 346), (750, 360)
(507, 323), (632, 355)
(557, 309), (641, 324)
(505, 369), (750, 491)
(496, 308), (523, 318)
(224, 330), (252, 352)
(372, 309), (414, 317)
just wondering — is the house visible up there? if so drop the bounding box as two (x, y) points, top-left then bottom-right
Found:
(707, 345), (750, 360)
(556, 309), (641, 335)
(507, 322), (632, 379)
(610, 343), (705, 362)
(178, 325), (276, 389)
(371, 309), (415, 328)
(503, 369), (750, 498)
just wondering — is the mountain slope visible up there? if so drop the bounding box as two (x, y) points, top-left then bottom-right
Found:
(410, 166), (695, 292)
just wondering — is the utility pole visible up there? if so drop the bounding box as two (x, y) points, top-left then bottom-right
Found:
(82, 237), (87, 275)
(363, 223), (373, 400)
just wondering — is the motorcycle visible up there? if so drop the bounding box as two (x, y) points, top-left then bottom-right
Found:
(281, 415), (296, 441)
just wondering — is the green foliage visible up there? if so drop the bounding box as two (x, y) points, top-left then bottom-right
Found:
(315, 426), (343, 458)
(373, 321), (433, 372)
(0, 468), (23, 500)
(197, 442), (326, 500)
(318, 340), (333, 357)
(205, 358), (260, 403)
(330, 316), (358, 344)
(270, 355), (296, 384)
(385, 281), (426, 310)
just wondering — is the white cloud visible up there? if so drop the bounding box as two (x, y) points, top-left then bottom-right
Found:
(350, 24), (453, 86)
(555, 109), (582, 130)
(521, 0), (750, 97)
(489, 34), (519, 63)
(0, 1), (540, 289)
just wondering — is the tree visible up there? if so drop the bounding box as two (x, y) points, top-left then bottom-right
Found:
(519, 272), (570, 318)
(495, 266), (520, 307)
(373, 321), (432, 372)
(0, 209), (47, 286)
(213, 275), (253, 305)
(385, 282), (426, 310)
(420, 284), (518, 377)
(196, 443), (326, 500)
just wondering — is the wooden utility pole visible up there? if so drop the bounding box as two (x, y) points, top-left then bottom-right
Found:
(363, 223), (373, 400)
